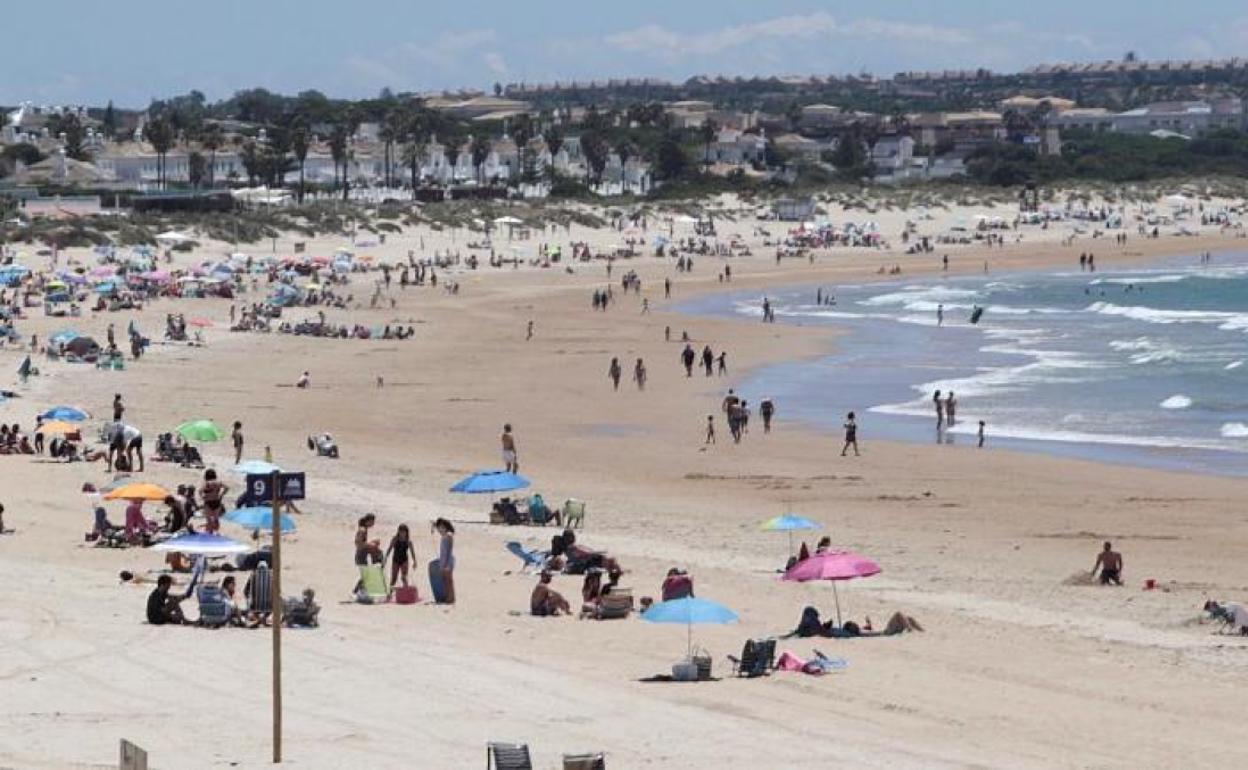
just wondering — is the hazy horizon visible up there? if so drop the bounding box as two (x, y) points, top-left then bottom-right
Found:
(6, 0), (1248, 108)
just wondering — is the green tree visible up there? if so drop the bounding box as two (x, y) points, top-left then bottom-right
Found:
(290, 123), (310, 202)
(699, 119), (719, 165)
(470, 133), (491, 185)
(200, 122), (224, 188)
(145, 116), (175, 189)
(102, 101), (117, 140)
(542, 127), (564, 182)
(653, 135), (689, 181)
(581, 131), (609, 184)
(188, 151), (207, 188)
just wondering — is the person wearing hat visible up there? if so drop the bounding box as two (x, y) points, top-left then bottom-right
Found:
(530, 570), (570, 617)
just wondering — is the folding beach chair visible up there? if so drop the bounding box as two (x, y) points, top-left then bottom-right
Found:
(196, 585), (232, 628)
(247, 563), (273, 624)
(728, 638), (776, 678)
(505, 541), (548, 573)
(562, 499), (585, 529)
(358, 563), (389, 602)
(562, 753), (606, 770)
(593, 589), (634, 620)
(487, 741), (533, 770)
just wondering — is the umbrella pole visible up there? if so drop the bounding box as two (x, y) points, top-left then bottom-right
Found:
(788, 530), (794, 557)
(687, 620), (692, 661)
(833, 582), (842, 627)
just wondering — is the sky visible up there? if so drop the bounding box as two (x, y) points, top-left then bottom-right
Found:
(9, 1), (1248, 107)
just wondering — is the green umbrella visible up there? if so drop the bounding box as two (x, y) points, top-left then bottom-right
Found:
(176, 419), (226, 442)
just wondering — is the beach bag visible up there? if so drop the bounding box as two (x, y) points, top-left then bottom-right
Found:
(394, 586), (419, 605)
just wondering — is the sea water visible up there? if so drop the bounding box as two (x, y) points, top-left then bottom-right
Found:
(679, 252), (1248, 476)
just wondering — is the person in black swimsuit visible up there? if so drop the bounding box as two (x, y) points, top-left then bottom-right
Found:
(385, 523), (417, 590)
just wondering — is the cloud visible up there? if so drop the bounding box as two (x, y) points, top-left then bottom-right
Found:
(604, 12), (971, 59)
(483, 52), (508, 76)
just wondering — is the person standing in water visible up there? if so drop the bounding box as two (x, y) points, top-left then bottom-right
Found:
(841, 412), (859, 456)
(944, 392), (957, 427)
(933, 390), (945, 430)
(760, 399), (775, 433)
(937, 304), (944, 327)
(977, 420), (986, 448)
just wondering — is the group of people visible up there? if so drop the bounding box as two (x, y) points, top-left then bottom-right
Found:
(352, 514), (457, 605)
(709, 389), (776, 445)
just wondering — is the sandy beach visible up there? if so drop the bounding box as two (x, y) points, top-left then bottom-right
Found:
(2, 196), (1247, 769)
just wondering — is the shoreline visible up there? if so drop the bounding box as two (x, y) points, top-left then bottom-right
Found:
(674, 250), (1248, 478)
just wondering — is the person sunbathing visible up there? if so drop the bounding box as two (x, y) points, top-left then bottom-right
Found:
(530, 570), (571, 617)
(553, 529), (621, 578)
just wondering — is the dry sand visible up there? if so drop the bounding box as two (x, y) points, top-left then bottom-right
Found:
(2, 196), (1247, 769)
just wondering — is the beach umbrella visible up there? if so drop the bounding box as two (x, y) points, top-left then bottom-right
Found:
(103, 482), (172, 501)
(49, 329), (80, 346)
(641, 597), (739, 659)
(175, 419), (226, 442)
(233, 460), (281, 476)
(151, 532), (250, 556)
(36, 420), (81, 436)
(224, 506), (296, 533)
(449, 470), (530, 494)
(783, 551), (881, 626)
(760, 513), (821, 556)
(39, 406), (90, 422)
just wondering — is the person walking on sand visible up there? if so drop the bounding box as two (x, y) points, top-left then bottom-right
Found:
(933, 390), (944, 430)
(434, 518), (456, 604)
(681, 344), (695, 377)
(664, 277), (671, 299)
(231, 421), (244, 465)
(641, 298), (649, 314)
(1092, 541), (1123, 586)
(717, 351), (727, 376)
(841, 412), (859, 456)
(633, 358), (647, 391)
(978, 420), (986, 448)
(944, 392), (957, 427)
(760, 398), (775, 433)
(702, 345), (714, 376)
(526, 320), (533, 340)
(501, 424), (518, 473)
(608, 358), (623, 390)
(705, 415), (716, 444)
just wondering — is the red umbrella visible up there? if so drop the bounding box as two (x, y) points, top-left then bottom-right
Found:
(783, 551), (880, 626)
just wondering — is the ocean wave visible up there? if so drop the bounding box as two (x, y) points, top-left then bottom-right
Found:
(1090, 274), (1188, 285)
(858, 286), (980, 308)
(1160, 395), (1193, 409)
(1227, 360), (1244, 370)
(1085, 302), (1248, 332)
(867, 405), (1248, 453)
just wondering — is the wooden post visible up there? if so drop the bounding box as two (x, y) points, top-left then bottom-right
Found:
(271, 470), (283, 763)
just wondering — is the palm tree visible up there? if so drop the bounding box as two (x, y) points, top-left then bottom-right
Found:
(145, 116), (174, 190)
(543, 127), (563, 182)
(380, 109), (405, 188)
(700, 119), (719, 166)
(511, 114), (534, 185)
(201, 122), (224, 188)
(403, 109), (428, 200)
(290, 124), (310, 202)
(470, 133), (491, 185)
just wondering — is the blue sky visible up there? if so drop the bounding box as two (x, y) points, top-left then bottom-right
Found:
(10, 1), (1248, 106)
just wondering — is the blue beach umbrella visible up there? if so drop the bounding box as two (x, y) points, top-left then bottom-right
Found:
(40, 405), (90, 422)
(224, 506), (296, 533)
(760, 513), (821, 556)
(49, 329), (81, 346)
(449, 470), (530, 494)
(641, 597), (739, 658)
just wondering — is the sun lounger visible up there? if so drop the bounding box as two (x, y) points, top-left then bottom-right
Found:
(593, 589), (633, 620)
(505, 541), (548, 572)
(562, 499), (585, 529)
(196, 585), (233, 628)
(562, 753), (606, 770)
(359, 564), (389, 602)
(728, 638), (776, 678)
(487, 741), (533, 770)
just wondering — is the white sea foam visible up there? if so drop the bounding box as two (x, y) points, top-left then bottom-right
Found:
(858, 286), (981, 308)
(1160, 395), (1193, 409)
(1086, 302), (1248, 332)
(1090, 274), (1187, 285)
(1222, 422), (1248, 438)
(1227, 360), (1244, 370)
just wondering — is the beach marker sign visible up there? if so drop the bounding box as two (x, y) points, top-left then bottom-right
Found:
(247, 472), (306, 502)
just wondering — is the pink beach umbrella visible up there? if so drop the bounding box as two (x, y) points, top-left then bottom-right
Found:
(783, 551), (880, 627)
